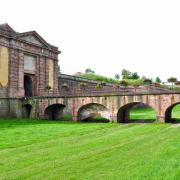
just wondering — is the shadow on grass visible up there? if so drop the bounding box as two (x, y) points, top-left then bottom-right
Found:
(167, 118), (180, 123)
(127, 119), (156, 123)
(0, 118), (76, 129)
(80, 116), (110, 123)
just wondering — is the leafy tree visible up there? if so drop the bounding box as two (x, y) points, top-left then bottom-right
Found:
(155, 77), (161, 83)
(167, 77), (177, 83)
(85, 68), (95, 74)
(131, 72), (139, 79)
(115, 74), (120, 80)
(167, 77), (177, 89)
(121, 69), (131, 79)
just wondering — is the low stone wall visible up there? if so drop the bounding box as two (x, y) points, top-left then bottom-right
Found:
(0, 86), (8, 97)
(0, 98), (23, 118)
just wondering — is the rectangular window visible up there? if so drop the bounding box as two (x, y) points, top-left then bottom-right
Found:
(24, 54), (36, 72)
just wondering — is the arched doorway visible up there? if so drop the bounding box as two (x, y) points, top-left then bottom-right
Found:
(117, 102), (156, 123)
(77, 103), (110, 123)
(44, 104), (66, 120)
(24, 75), (33, 97)
(165, 103), (180, 123)
(23, 104), (32, 118)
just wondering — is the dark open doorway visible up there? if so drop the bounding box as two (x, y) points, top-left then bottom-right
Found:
(24, 75), (33, 97)
(24, 104), (32, 118)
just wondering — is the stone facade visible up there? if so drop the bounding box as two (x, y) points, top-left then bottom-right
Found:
(0, 23), (60, 118)
(0, 23), (60, 98)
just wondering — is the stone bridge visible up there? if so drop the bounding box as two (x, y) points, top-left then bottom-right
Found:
(24, 92), (180, 123)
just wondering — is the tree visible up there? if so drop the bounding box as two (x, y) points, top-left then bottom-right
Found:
(131, 72), (140, 80)
(121, 69), (131, 79)
(115, 74), (120, 80)
(85, 68), (95, 74)
(167, 77), (177, 90)
(155, 77), (161, 83)
(167, 77), (177, 83)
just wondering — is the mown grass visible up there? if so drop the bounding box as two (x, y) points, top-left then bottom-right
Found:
(172, 104), (180, 118)
(130, 107), (156, 120)
(130, 104), (180, 122)
(0, 119), (179, 179)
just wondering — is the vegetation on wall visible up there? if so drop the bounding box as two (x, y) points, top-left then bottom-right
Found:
(75, 68), (180, 90)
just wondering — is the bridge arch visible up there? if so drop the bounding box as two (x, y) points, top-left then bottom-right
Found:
(44, 104), (66, 120)
(165, 102), (180, 123)
(117, 102), (157, 123)
(77, 103), (111, 122)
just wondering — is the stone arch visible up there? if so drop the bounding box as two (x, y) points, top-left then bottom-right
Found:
(77, 103), (111, 122)
(117, 102), (157, 123)
(23, 104), (32, 118)
(165, 102), (180, 123)
(44, 104), (66, 120)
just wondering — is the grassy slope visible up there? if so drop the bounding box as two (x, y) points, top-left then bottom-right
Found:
(0, 120), (179, 179)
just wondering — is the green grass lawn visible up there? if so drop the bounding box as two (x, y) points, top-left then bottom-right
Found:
(130, 104), (180, 122)
(130, 107), (156, 120)
(0, 119), (179, 179)
(172, 104), (180, 118)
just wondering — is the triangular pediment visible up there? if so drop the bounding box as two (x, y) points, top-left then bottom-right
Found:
(0, 23), (16, 33)
(17, 31), (51, 49)
(20, 35), (44, 46)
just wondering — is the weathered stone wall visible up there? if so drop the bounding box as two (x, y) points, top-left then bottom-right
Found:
(0, 98), (23, 118)
(0, 23), (60, 98)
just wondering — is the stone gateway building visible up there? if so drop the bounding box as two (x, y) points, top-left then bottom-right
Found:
(0, 23), (60, 117)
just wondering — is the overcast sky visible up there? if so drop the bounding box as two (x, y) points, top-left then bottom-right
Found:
(1, 0), (180, 81)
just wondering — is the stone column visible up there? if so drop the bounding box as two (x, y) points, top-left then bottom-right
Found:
(53, 60), (59, 96)
(8, 48), (19, 97)
(17, 51), (24, 97)
(72, 115), (78, 122)
(110, 115), (117, 123)
(38, 56), (46, 96)
(157, 115), (165, 123)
